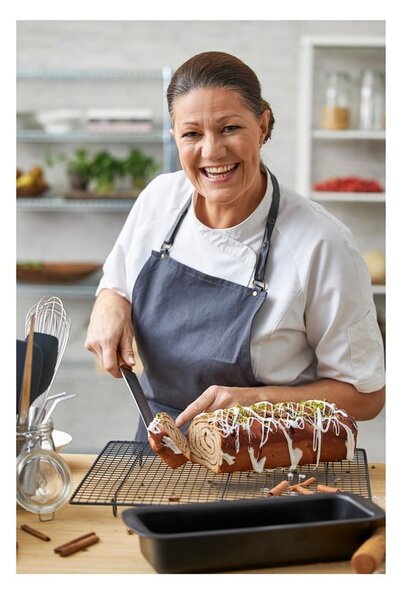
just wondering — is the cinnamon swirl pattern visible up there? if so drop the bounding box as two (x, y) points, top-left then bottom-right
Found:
(147, 412), (191, 468)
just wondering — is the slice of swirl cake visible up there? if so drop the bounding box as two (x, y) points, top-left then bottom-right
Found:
(147, 412), (191, 468)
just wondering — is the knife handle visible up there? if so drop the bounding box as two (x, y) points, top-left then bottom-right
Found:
(351, 526), (385, 573)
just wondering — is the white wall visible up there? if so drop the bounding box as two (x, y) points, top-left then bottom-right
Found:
(16, 20), (385, 460)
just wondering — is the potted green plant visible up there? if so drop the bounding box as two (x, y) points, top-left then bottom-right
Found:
(66, 148), (92, 191)
(90, 150), (123, 194)
(122, 148), (159, 192)
(45, 148), (92, 191)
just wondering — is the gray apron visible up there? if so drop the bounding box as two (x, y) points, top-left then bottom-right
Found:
(131, 171), (280, 441)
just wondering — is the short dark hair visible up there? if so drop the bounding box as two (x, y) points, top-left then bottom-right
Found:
(167, 51), (275, 141)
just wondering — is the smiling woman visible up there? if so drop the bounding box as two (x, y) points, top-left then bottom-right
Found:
(85, 51), (385, 443)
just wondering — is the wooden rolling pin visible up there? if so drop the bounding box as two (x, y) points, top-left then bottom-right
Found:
(351, 526), (385, 573)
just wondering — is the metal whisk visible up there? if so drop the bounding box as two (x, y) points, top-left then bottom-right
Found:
(24, 296), (71, 424)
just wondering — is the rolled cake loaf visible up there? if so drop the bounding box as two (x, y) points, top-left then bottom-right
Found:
(187, 401), (358, 473)
(147, 412), (191, 468)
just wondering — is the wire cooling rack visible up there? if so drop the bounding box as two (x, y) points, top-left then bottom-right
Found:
(69, 442), (371, 516)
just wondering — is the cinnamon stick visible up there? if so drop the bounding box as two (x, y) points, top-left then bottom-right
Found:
(20, 523), (51, 542)
(290, 477), (317, 491)
(267, 480), (289, 496)
(54, 532), (99, 556)
(297, 476), (317, 488)
(293, 484), (314, 495)
(317, 484), (340, 493)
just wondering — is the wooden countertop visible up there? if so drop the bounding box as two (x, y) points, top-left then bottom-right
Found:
(16, 454), (385, 574)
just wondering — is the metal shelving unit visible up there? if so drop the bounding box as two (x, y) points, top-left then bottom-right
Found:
(17, 67), (177, 309)
(17, 66), (176, 174)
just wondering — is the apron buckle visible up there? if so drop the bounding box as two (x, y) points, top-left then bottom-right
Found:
(252, 279), (267, 293)
(160, 242), (172, 256)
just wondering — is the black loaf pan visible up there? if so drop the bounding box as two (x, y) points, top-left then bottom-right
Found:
(122, 493), (385, 573)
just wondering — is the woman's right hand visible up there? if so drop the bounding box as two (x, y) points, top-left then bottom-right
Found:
(84, 289), (136, 377)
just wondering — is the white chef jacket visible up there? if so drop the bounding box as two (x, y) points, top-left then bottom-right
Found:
(97, 168), (385, 394)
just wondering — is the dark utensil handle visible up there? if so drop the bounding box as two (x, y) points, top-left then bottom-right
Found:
(120, 366), (154, 427)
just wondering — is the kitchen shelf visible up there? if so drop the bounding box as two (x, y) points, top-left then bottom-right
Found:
(17, 195), (135, 213)
(312, 129), (385, 140)
(17, 282), (98, 299)
(311, 192), (385, 203)
(17, 129), (169, 143)
(17, 68), (169, 80)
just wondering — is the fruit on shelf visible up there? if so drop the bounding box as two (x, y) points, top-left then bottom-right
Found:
(313, 176), (384, 193)
(17, 165), (49, 197)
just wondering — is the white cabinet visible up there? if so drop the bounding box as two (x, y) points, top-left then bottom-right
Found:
(295, 36), (385, 304)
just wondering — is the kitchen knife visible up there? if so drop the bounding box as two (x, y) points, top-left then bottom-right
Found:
(120, 366), (154, 428)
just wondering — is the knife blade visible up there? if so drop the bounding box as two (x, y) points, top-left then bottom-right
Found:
(120, 366), (154, 428)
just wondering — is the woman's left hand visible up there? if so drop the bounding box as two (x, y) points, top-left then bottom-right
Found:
(175, 385), (259, 427)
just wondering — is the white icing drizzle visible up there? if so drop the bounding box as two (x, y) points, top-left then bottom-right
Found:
(195, 400), (357, 469)
(161, 436), (183, 455)
(221, 452), (236, 466)
(247, 447), (266, 473)
(341, 422), (357, 461)
(276, 422), (304, 470)
(147, 418), (161, 434)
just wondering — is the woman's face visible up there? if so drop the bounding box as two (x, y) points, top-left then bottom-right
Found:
(171, 87), (269, 219)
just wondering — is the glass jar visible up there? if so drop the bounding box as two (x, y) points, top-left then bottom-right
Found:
(16, 419), (56, 456)
(359, 69), (385, 131)
(321, 71), (351, 130)
(16, 420), (71, 521)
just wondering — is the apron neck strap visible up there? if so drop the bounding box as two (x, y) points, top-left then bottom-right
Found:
(161, 196), (192, 254)
(252, 170), (280, 292)
(160, 171), (280, 292)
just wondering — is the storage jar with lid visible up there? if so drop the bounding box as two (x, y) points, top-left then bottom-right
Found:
(321, 71), (351, 130)
(359, 69), (385, 131)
